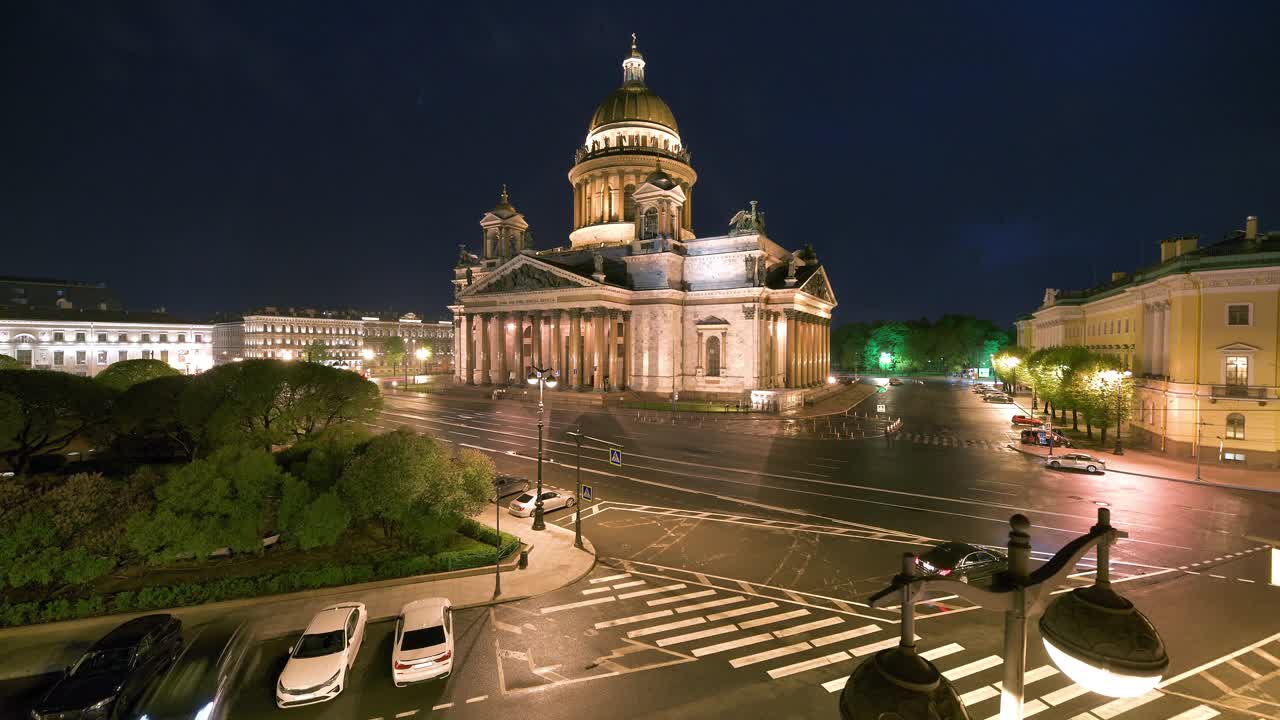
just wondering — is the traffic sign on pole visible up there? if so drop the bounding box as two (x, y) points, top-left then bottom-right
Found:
(877, 404), (887, 413)
(609, 448), (622, 467)
(581, 484), (593, 501)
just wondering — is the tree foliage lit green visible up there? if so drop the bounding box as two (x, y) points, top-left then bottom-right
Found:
(832, 315), (1010, 374)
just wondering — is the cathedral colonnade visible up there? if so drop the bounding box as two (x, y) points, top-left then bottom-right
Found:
(781, 309), (830, 389)
(459, 307), (631, 392)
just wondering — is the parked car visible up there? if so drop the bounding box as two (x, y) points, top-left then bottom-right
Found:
(983, 393), (1013, 403)
(133, 619), (253, 720)
(1020, 429), (1072, 447)
(392, 598), (454, 686)
(276, 603), (368, 708)
(888, 378), (904, 386)
(1011, 415), (1044, 426)
(1045, 453), (1107, 474)
(972, 384), (993, 394)
(509, 489), (576, 517)
(915, 542), (1008, 584)
(493, 474), (530, 500)
(31, 614), (183, 720)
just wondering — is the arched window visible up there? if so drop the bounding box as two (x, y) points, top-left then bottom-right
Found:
(623, 184), (636, 220)
(641, 207), (659, 239)
(1225, 413), (1245, 440)
(705, 336), (721, 377)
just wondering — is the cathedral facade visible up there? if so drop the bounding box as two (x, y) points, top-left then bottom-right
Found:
(450, 39), (836, 405)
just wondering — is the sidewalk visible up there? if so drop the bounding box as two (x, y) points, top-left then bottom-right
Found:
(1005, 393), (1280, 494)
(787, 382), (881, 419)
(0, 507), (595, 680)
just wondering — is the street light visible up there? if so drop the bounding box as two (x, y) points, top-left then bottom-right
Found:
(492, 476), (504, 598)
(527, 365), (557, 531)
(1099, 369), (1133, 455)
(844, 509), (1167, 720)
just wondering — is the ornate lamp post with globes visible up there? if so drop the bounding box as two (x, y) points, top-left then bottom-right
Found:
(527, 365), (557, 530)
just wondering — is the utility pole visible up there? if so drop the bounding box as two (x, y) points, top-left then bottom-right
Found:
(565, 425), (621, 551)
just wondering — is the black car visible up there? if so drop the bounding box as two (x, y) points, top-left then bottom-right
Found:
(493, 474), (530, 499)
(131, 620), (253, 720)
(915, 542), (1008, 584)
(32, 614), (182, 720)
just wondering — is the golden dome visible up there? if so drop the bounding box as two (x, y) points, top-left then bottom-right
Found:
(589, 82), (679, 133)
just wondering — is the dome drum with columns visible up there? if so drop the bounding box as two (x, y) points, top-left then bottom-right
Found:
(450, 38), (837, 407)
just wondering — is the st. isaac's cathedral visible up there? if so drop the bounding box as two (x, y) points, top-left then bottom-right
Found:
(451, 38), (837, 407)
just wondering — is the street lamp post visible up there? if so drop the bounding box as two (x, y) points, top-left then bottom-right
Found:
(527, 365), (557, 531)
(843, 509), (1168, 720)
(492, 476), (502, 598)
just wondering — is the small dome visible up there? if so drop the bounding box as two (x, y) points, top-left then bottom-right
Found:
(589, 84), (679, 133)
(644, 163), (677, 190)
(491, 185), (517, 218)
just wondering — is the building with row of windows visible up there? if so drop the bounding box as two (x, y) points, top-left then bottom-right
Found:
(1016, 215), (1279, 468)
(0, 311), (214, 376)
(212, 310), (454, 372)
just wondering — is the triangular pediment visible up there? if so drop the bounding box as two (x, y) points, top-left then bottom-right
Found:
(799, 266), (837, 305)
(461, 255), (596, 297)
(696, 316), (730, 326)
(1217, 342), (1261, 353)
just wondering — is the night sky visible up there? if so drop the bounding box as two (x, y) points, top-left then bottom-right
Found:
(3, 2), (1277, 328)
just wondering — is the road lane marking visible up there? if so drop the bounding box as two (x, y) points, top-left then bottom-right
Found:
(465, 695), (488, 704)
(648, 589), (716, 606)
(618, 583), (687, 599)
(739, 609), (811, 629)
(595, 610), (672, 628)
(920, 643), (964, 661)
(431, 705), (454, 711)
(730, 641), (813, 668)
(591, 573), (630, 583)
(395, 712), (418, 719)
(960, 686), (999, 706)
(1255, 648), (1280, 667)
(822, 676), (848, 693)
(1226, 658), (1262, 680)
(707, 602), (779, 621)
(612, 580), (646, 589)
(627, 617), (705, 638)
(767, 651), (851, 679)
(810, 624), (880, 647)
(1042, 683), (1088, 706)
(655, 624), (739, 647)
(943, 655), (1003, 681)
(1238, 578), (1255, 583)
(981, 699), (1047, 720)
(772, 616), (844, 638)
(1091, 690), (1162, 719)
(851, 635), (918, 657)
(582, 587), (612, 595)
(691, 632), (775, 657)
(1165, 706), (1220, 720)
(675, 596), (746, 614)
(541, 596), (616, 613)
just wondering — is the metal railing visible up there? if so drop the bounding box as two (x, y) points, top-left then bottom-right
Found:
(1211, 385), (1268, 399)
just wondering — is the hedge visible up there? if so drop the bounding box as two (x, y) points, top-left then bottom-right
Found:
(0, 527), (522, 629)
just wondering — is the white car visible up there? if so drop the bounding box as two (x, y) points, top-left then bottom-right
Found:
(1045, 453), (1107, 474)
(276, 602), (367, 708)
(392, 598), (454, 686)
(508, 489), (575, 517)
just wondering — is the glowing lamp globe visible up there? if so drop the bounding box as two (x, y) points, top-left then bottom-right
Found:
(415, 348), (428, 360)
(1039, 584), (1168, 698)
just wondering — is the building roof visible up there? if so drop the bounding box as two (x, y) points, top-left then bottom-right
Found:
(0, 307), (205, 324)
(590, 82), (679, 133)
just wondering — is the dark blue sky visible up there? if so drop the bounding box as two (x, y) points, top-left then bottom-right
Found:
(3, 2), (1277, 327)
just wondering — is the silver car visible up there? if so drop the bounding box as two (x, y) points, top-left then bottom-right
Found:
(509, 489), (575, 517)
(1045, 453), (1107, 474)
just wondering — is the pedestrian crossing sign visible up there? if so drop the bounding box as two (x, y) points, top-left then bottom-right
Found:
(877, 404), (887, 413)
(581, 484), (593, 501)
(609, 448), (623, 467)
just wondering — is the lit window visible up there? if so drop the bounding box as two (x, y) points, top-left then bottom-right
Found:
(1225, 413), (1245, 440)
(1227, 304), (1251, 326)
(96, 351), (107, 364)
(76, 351), (86, 365)
(1223, 451), (1246, 464)
(1225, 356), (1248, 386)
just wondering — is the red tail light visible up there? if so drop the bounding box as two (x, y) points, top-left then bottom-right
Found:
(394, 650), (451, 670)
(436, 650), (452, 662)
(937, 568), (951, 576)
(394, 660), (412, 670)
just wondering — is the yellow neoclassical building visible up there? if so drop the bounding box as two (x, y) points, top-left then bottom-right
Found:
(1016, 216), (1279, 468)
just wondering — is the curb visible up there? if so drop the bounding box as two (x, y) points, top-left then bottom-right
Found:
(1005, 442), (1280, 495)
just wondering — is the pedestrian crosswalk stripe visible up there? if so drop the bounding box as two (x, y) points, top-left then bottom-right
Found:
(541, 596), (616, 614)
(627, 617), (705, 638)
(1091, 690), (1163, 719)
(730, 641), (813, 668)
(674, 595), (746, 614)
(851, 635), (918, 657)
(981, 699), (1047, 720)
(994, 664), (1059, 689)
(1164, 705), (1219, 720)
(707, 601), (778, 621)
(810, 624), (879, 647)
(594, 609), (671, 629)
(590, 573), (630, 583)
(942, 655), (1003, 681)
(691, 632), (775, 657)
(739, 608), (810, 629)
(582, 586), (613, 596)
(612, 580), (646, 590)
(920, 643), (964, 661)
(655, 624), (738, 647)
(648, 589), (716, 606)
(960, 686), (999, 706)
(618, 583), (687, 600)
(773, 616), (844, 638)
(767, 651), (851, 680)
(1041, 683), (1088, 706)
(821, 676), (848, 693)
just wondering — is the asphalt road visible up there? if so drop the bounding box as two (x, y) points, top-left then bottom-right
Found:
(5, 380), (1280, 720)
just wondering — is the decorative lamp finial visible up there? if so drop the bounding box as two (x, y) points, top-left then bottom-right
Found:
(500, 184), (509, 204)
(631, 32), (637, 50)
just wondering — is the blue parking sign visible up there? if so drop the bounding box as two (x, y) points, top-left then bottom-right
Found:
(609, 448), (622, 467)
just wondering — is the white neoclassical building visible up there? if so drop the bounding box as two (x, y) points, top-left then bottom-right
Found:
(0, 313), (213, 377)
(449, 38), (837, 405)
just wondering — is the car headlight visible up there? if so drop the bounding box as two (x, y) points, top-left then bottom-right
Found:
(193, 701), (215, 720)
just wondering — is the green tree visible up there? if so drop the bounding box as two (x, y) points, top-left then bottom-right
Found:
(864, 322), (909, 372)
(279, 424), (371, 490)
(303, 340), (333, 364)
(0, 370), (115, 476)
(0, 473), (119, 589)
(112, 375), (202, 460)
(383, 336), (407, 371)
(95, 359), (181, 392)
(289, 362), (381, 436)
(337, 429), (449, 541)
(0, 355), (22, 370)
(1078, 358), (1133, 446)
(196, 360), (297, 451)
(278, 475), (350, 550)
